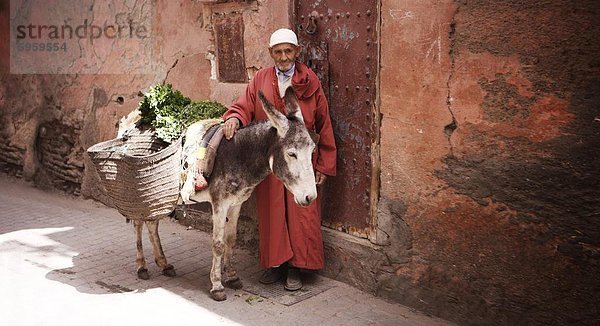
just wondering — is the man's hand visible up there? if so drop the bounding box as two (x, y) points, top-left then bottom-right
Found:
(223, 118), (240, 140)
(315, 171), (327, 186)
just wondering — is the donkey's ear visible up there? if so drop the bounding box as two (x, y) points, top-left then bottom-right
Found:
(258, 90), (289, 137)
(283, 87), (304, 122)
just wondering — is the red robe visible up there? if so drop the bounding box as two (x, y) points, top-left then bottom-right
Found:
(223, 62), (337, 270)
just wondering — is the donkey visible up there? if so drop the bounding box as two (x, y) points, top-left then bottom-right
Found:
(186, 87), (319, 301)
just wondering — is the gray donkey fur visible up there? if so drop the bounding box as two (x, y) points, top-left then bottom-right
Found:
(186, 87), (319, 301)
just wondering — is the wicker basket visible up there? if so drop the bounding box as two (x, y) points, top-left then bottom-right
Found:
(87, 129), (182, 221)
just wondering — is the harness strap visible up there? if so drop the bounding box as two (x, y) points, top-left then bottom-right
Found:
(201, 124), (221, 147)
(194, 124), (224, 190)
(203, 125), (224, 177)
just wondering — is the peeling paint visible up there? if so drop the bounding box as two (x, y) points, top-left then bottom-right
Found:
(389, 9), (414, 20)
(333, 24), (358, 43)
(206, 52), (217, 80)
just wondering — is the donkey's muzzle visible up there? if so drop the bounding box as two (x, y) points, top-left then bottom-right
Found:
(295, 192), (317, 207)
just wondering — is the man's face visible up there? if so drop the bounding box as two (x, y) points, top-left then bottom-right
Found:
(269, 43), (300, 72)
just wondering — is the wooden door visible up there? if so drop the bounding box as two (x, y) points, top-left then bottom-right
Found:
(294, 1), (379, 238)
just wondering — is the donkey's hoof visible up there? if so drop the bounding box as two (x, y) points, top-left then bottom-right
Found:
(224, 277), (243, 289)
(137, 268), (150, 280)
(210, 289), (227, 301)
(162, 265), (176, 277)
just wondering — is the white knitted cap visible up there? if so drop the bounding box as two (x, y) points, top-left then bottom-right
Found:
(269, 28), (298, 47)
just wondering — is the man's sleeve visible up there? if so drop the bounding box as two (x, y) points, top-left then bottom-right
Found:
(223, 76), (258, 127)
(313, 87), (337, 176)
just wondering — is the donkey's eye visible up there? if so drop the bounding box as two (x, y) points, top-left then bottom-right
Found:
(287, 151), (297, 158)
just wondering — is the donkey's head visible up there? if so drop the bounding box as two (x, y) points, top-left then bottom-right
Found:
(258, 87), (319, 207)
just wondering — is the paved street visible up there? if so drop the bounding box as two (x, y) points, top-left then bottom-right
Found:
(0, 176), (453, 326)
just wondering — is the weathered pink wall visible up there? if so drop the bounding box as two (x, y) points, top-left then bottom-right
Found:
(377, 0), (599, 324)
(0, 0), (289, 200)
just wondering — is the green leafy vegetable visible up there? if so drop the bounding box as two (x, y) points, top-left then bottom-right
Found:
(139, 84), (227, 142)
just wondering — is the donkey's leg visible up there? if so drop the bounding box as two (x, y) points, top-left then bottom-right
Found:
(223, 204), (242, 289)
(210, 206), (228, 301)
(145, 220), (176, 277)
(134, 220), (149, 280)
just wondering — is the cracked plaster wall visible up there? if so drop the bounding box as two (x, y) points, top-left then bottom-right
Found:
(378, 0), (599, 325)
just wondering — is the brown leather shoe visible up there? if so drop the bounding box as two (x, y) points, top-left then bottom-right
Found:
(284, 267), (302, 291)
(259, 267), (283, 284)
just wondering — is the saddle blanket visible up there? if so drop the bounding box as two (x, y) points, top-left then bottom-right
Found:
(180, 118), (224, 202)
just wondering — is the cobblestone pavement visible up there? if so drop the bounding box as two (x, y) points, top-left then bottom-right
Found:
(0, 176), (453, 326)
